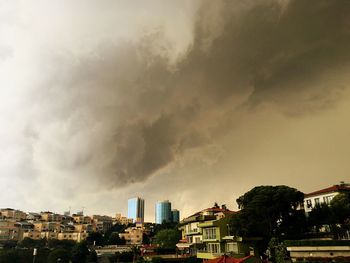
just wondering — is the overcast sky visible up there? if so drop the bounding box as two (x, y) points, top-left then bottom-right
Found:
(1, 0), (350, 222)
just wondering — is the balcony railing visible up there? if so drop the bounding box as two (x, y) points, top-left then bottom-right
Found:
(185, 229), (201, 235)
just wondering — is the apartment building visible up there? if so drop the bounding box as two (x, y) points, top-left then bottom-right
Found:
(0, 220), (19, 242)
(119, 226), (143, 245)
(115, 213), (133, 225)
(0, 208), (27, 221)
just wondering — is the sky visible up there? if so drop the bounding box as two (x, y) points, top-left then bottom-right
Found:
(1, 0), (350, 222)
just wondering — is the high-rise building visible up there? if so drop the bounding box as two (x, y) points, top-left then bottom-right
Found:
(127, 197), (144, 223)
(171, 209), (180, 223)
(155, 200), (172, 224)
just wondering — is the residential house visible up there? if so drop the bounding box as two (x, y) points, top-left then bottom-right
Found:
(177, 207), (253, 260)
(304, 182), (350, 213)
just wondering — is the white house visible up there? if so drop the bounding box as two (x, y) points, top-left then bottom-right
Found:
(304, 182), (350, 213)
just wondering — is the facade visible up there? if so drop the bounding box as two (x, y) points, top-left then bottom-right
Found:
(304, 183), (350, 213)
(119, 226), (143, 245)
(57, 232), (88, 242)
(0, 220), (19, 242)
(92, 215), (113, 233)
(0, 209), (27, 221)
(115, 213), (133, 225)
(155, 200), (172, 224)
(22, 230), (41, 240)
(40, 212), (64, 222)
(128, 197), (145, 223)
(33, 221), (61, 232)
(72, 214), (92, 224)
(171, 209), (180, 223)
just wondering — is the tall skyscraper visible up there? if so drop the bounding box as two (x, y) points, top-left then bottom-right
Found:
(171, 209), (180, 223)
(127, 197), (144, 223)
(155, 200), (172, 224)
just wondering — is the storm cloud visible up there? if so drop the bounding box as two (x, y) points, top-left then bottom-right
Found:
(1, 0), (350, 217)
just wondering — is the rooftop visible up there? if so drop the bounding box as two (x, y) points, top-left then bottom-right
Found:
(304, 183), (350, 198)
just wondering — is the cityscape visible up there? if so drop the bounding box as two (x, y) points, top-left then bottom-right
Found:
(1, 183), (350, 262)
(1, 0), (350, 262)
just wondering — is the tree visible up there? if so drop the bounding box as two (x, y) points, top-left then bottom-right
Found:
(268, 237), (289, 263)
(86, 232), (104, 246)
(308, 203), (333, 232)
(47, 248), (71, 263)
(18, 237), (46, 249)
(71, 241), (89, 263)
(106, 232), (126, 245)
(142, 233), (150, 245)
(154, 229), (181, 249)
(87, 250), (98, 263)
(230, 185), (305, 250)
(331, 193), (350, 224)
(47, 239), (76, 250)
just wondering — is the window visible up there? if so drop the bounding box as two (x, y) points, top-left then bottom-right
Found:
(204, 228), (217, 240)
(323, 196), (333, 204)
(195, 237), (201, 243)
(226, 242), (238, 253)
(314, 198), (320, 206)
(306, 199), (312, 208)
(207, 243), (220, 253)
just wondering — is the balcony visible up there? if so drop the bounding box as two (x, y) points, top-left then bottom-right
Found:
(185, 229), (201, 235)
(198, 221), (215, 228)
(197, 251), (223, 259)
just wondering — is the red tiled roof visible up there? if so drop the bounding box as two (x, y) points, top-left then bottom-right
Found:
(304, 184), (350, 197)
(206, 255), (253, 263)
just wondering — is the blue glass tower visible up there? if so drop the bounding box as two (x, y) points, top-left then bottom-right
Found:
(127, 197), (144, 223)
(171, 209), (180, 223)
(155, 200), (172, 224)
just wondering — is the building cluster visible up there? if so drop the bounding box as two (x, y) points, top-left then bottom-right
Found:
(0, 197), (181, 246)
(0, 210), (116, 243)
(176, 182), (350, 261)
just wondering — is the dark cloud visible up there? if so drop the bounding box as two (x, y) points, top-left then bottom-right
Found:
(26, 0), (350, 188)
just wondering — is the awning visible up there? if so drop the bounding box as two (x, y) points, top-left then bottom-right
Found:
(176, 243), (193, 249)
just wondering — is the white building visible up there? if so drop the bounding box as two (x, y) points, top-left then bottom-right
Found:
(304, 182), (350, 213)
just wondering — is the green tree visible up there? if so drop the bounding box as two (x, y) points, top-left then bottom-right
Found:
(142, 233), (150, 245)
(86, 232), (104, 246)
(47, 248), (71, 263)
(331, 193), (350, 224)
(0, 249), (28, 263)
(71, 241), (89, 263)
(308, 203), (333, 232)
(87, 250), (98, 263)
(231, 185), (305, 251)
(268, 237), (289, 263)
(154, 229), (181, 249)
(18, 237), (46, 248)
(47, 239), (76, 250)
(107, 232), (126, 245)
